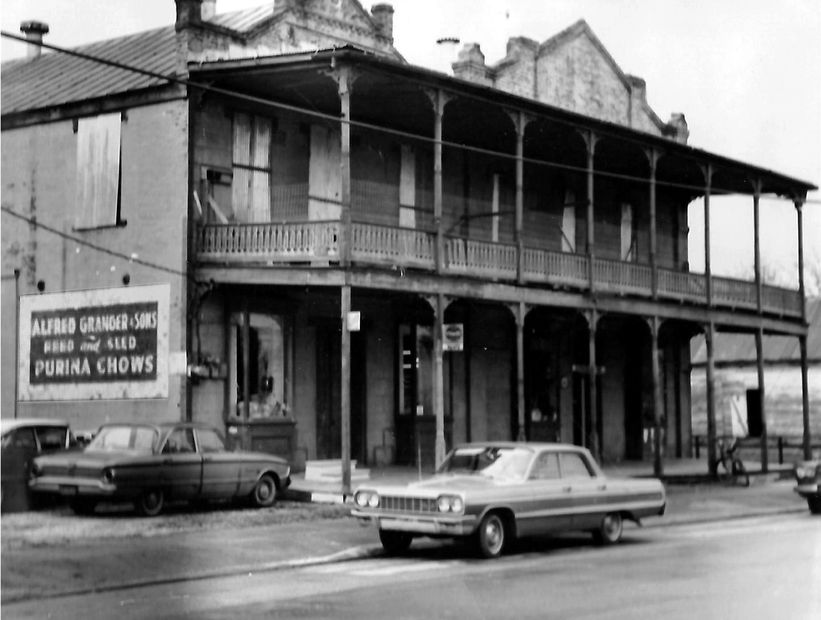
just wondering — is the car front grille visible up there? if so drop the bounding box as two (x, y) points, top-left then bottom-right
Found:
(380, 495), (438, 514)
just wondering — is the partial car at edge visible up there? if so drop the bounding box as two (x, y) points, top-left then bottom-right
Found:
(794, 460), (821, 514)
(28, 422), (290, 516)
(352, 442), (666, 558)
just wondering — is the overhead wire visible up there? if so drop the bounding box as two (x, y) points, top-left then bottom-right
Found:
(1, 29), (817, 281)
(3, 30), (815, 198)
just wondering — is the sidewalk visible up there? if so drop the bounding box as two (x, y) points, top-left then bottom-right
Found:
(1, 471), (809, 605)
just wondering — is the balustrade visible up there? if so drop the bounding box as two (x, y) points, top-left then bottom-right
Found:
(196, 221), (802, 319)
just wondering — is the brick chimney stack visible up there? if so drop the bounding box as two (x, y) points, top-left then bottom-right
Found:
(175, 0), (203, 30)
(201, 0), (216, 20)
(20, 21), (49, 60)
(370, 4), (394, 41)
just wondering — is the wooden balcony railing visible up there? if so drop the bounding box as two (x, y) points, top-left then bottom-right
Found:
(196, 221), (340, 262)
(446, 237), (518, 279)
(195, 221), (804, 319)
(352, 223), (435, 269)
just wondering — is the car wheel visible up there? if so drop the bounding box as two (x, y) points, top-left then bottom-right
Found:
(593, 512), (623, 545)
(135, 489), (164, 517)
(251, 474), (277, 508)
(68, 499), (97, 515)
(378, 529), (413, 555)
(808, 496), (821, 515)
(476, 512), (506, 559)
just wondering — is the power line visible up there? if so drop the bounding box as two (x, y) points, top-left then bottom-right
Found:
(1, 206), (188, 279)
(2, 30), (816, 203)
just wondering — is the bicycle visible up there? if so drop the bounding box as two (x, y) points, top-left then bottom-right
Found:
(713, 438), (750, 487)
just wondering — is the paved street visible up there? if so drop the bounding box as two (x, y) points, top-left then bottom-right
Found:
(3, 512), (819, 620)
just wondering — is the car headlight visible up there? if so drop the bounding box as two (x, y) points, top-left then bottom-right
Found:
(437, 495), (464, 514)
(29, 462), (42, 478)
(796, 464), (820, 479)
(354, 491), (379, 508)
(102, 467), (115, 483)
(367, 492), (380, 508)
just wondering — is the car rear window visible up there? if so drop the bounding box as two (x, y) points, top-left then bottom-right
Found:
(35, 427), (68, 451)
(89, 426), (158, 453)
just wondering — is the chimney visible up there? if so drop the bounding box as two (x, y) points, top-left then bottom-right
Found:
(201, 0), (216, 20)
(20, 21), (49, 60)
(175, 0), (203, 30)
(370, 4), (394, 40)
(452, 43), (491, 86)
(667, 113), (690, 145)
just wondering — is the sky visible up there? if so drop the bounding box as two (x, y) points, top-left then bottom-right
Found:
(2, 0), (820, 290)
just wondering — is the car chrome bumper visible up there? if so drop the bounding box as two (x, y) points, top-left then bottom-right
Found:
(29, 476), (117, 498)
(351, 509), (477, 536)
(794, 483), (820, 498)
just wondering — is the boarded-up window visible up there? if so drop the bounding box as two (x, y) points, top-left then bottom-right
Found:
(232, 112), (272, 223)
(75, 113), (122, 229)
(561, 190), (576, 252)
(308, 124), (341, 220)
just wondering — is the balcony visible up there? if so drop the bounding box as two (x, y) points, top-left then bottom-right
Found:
(195, 219), (804, 319)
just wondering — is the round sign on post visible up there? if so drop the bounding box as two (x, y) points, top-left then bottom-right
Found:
(443, 323), (463, 351)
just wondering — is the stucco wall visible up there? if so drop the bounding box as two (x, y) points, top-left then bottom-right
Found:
(1, 99), (189, 429)
(537, 34), (630, 128)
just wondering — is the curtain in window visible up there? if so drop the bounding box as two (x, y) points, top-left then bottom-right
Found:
(621, 202), (635, 261)
(75, 113), (121, 229)
(561, 190), (576, 252)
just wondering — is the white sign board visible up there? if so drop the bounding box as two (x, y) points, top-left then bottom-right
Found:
(443, 323), (464, 352)
(18, 284), (170, 401)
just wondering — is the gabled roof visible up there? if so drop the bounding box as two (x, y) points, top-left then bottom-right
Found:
(691, 297), (821, 364)
(1, 26), (178, 115)
(1, 0), (399, 117)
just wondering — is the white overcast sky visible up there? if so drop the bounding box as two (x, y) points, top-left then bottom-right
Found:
(2, 0), (820, 287)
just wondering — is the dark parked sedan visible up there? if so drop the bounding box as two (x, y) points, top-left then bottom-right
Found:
(29, 422), (290, 516)
(2, 418), (76, 512)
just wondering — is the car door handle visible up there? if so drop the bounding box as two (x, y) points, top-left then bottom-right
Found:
(562, 486), (572, 492)
(597, 484), (607, 491)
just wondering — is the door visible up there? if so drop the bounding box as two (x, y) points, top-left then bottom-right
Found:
(159, 427), (202, 500)
(394, 323), (437, 468)
(526, 346), (561, 442)
(316, 323), (341, 459)
(517, 450), (574, 537)
(198, 427), (242, 499)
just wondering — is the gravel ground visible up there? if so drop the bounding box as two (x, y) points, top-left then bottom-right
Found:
(1, 499), (351, 549)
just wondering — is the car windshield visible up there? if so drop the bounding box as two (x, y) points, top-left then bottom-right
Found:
(438, 446), (533, 481)
(87, 425), (159, 454)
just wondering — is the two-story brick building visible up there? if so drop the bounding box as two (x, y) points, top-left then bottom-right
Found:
(2, 0), (815, 488)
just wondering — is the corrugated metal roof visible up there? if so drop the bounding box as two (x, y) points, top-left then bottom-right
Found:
(691, 297), (821, 364)
(1, 26), (178, 115)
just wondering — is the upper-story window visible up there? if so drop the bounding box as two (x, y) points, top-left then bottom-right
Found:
(232, 112), (272, 222)
(561, 189), (576, 253)
(74, 112), (123, 230)
(621, 202), (636, 261)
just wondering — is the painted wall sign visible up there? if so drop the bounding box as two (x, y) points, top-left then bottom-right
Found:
(18, 284), (170, 401)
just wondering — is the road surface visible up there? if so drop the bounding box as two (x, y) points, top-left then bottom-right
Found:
(3, 512), (819, 619)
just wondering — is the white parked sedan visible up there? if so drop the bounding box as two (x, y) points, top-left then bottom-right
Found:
(352, 442), (666, 558)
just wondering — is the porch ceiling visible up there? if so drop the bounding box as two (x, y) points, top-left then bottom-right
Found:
(191, 49), (816, 201)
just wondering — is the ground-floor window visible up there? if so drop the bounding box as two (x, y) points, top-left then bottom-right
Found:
(229, 311), (292, 420)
